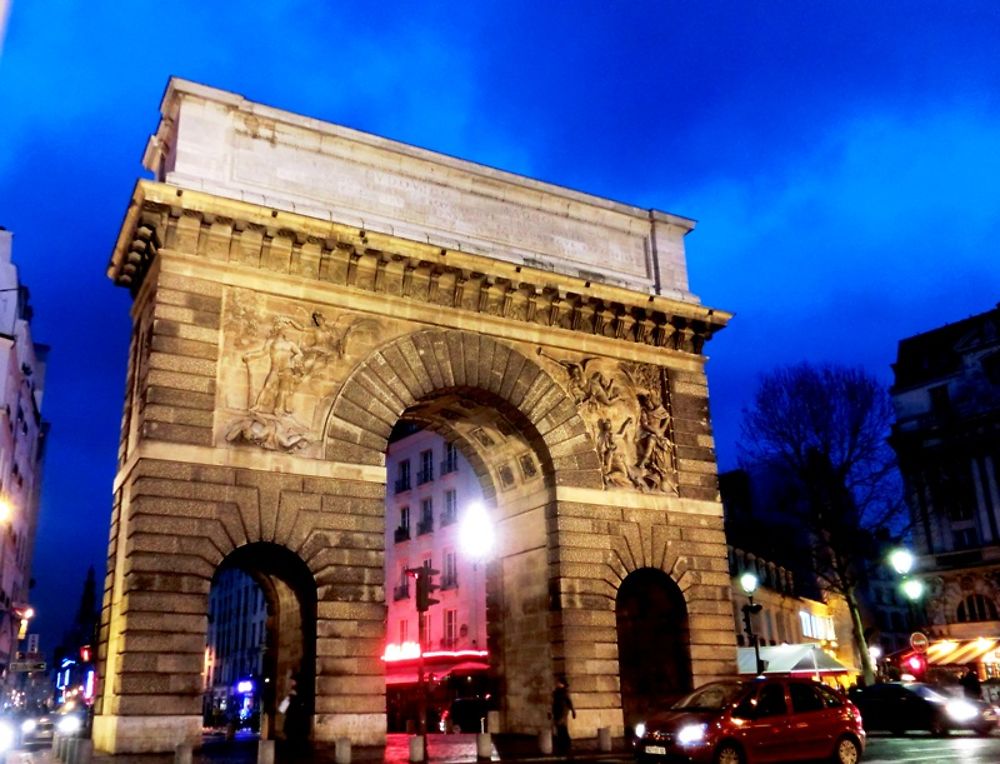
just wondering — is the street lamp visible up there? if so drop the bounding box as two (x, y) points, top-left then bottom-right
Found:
(458, 502), (493, 652)
(739, 572), (765, 676)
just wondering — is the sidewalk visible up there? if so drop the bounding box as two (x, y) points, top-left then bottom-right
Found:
(69, 733), (632, 764)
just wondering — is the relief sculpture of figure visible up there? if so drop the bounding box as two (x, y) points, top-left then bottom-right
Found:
(635, 392), (675, 492)
(242, 318), (303, 415)
(597, 417), (633, 487)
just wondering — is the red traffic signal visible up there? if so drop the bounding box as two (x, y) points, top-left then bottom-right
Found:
(80, 645), (92, 662)
(904, 653), (927, 678)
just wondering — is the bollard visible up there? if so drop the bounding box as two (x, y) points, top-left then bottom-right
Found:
(476, 732), (492, 760)
(257, 739), (275, 764)
(335, 737), (352, 764)
(486, 710), (500, 733)
(52, 733), (64, 761)
(66, 736), (80, 764)
(538, 728), (553, 755)
(76, 739), (94, 764)
(408, 734), (425, 763)
(598, 727), (612, 752)
(175, 742), (194, 764)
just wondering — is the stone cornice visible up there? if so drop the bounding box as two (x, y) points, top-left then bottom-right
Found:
(110, 181), (731, 354)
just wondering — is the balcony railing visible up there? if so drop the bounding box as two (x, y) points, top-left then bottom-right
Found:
(394, 526), (411, 544)
(417, 517), (434, 536)
(441, 574), (459, 591)
(394, 477), (411, 494)
(393, 582), (410, 601)
(440, 511), (457, 527)
(440, 457), (459, 475)
(417, 467), (434, 485)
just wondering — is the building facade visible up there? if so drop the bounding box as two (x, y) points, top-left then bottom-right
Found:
(890, 303), (1000, 674)
(203, 568), (268, 727)
(0, 228), (48, 701)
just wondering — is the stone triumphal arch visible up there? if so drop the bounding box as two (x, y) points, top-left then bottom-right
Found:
(95, 78), (733, 753)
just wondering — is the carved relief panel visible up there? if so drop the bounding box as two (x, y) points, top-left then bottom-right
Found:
(536, 350), (678, 494)
(218, 288), (388, 457)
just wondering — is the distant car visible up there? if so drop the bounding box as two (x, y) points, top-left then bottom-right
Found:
(15, 708), (57, 746)
(634, 677), (865, 764)
(440, 697), (494, 733)
(850, 682), (998, 736)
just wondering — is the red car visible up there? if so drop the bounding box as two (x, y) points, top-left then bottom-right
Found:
(634, 677), (865, 764)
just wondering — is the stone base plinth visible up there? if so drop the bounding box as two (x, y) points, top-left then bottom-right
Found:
(314, 713), (387, 745)
(92, 714), (201, 754)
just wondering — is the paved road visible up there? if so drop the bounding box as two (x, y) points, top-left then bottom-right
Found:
(7, 732), (1000, 763)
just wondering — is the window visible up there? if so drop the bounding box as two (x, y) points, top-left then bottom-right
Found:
(442, 489), (458, 525)
(418, 498), (434, 535)
(957, 593), (999, 623)
(799, 610), (835, 640)
(929, 384), (951, 414)
(444, 609), (458, 647)
(442, 442), (459, 474)
(789, 683), (825, 714)
(418, 449), (434, 485)
(395, 460), (411, 493)
(756, 684), (787, 717)
(395, 506), (411, 543)
(952, 526), (978, 548)
(815, 685), (843, 709)
(442, 551), (458, 589)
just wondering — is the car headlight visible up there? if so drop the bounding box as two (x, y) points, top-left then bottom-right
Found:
(634, 722), (646, 739)
(0, 721), (16, 752)
(57, 715), (82, 734)
(945, 699), (979, 722)
(21, 718), (37, 733)
(676, 723), (708, 745)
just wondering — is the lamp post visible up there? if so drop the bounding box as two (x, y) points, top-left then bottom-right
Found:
(889, 547), (925, 620)
(739, 572), (765, 676)
(458, 501), (493, 653)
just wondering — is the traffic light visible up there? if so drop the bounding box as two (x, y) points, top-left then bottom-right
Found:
(904, 653), (927, 680)
(416, 567), (441, 612)
(79, 645), (92, 663)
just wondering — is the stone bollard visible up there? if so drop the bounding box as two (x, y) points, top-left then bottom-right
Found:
(598, 727), (612, 752)
(335, 737), (352, 764)
(538, 728), (553, 755)
(52, 733), (64, 760)
(257, 739), (275, 764)
(486, 710), (500, 733)
(76, 739), (94, 764)
(408, 735), (424, 763)
(175, 742), (194, 764)
(476, 732), (492, 760)
(66, 736), (80, 764)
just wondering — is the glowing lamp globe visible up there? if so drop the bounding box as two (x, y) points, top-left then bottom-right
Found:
(739, 572), (759, 596)
(889, 549), (915, 576)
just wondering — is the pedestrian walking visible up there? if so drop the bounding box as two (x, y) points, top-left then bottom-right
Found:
(281, 670), (310, 756)
(551, 675), (576, 756)
(960, 666), (982, 700)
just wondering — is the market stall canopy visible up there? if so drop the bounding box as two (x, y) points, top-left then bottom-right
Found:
(737, 644), (854, 675)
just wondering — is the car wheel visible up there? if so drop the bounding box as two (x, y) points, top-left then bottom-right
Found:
(832, 736), (860, 764)
(714, 742), (745, 764)
(929, 715), (949, 737)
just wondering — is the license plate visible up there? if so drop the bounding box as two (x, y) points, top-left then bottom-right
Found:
(645, 745), (667, 755)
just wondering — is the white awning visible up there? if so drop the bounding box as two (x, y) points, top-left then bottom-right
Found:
(737, 644), (855, 675)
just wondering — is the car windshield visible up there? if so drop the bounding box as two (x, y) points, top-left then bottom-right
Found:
(908, 684), (949, 703)
(671, 682), (746, 711)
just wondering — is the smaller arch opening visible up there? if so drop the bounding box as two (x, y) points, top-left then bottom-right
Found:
(616, 568), (693, 732)
(206, 543), (318, 742)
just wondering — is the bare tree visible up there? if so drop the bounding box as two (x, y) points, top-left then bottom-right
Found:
(739, 363), (903, 686)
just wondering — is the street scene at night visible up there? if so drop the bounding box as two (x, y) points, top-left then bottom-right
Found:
(1, 2), (999, 763)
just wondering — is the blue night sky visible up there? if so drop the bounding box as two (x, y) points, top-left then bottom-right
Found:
(1, 2), (998, 650)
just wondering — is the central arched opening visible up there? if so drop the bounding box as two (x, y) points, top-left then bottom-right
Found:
(381, 387), (557, 735)
(204, 542), (318, 743)
(616, 568), (693, 732)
